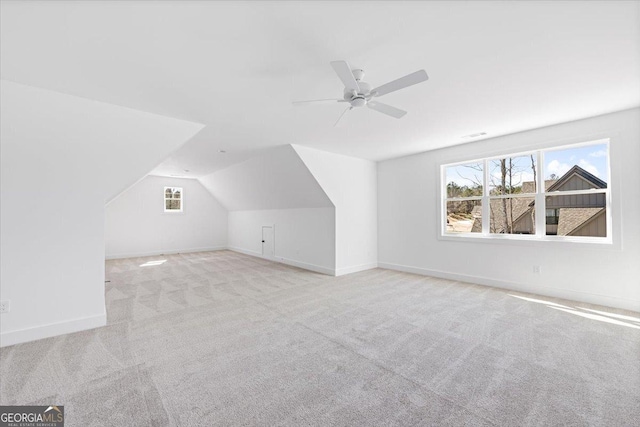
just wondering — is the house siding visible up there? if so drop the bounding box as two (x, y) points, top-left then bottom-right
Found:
(546, 192), (606, 208)
(513, 210), (534, 234)
(570, 211), (607, 237)
(560, 174), (598, 191)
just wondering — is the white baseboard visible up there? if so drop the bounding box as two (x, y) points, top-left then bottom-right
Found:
(275, 256), (335, 276)
(0, 313), (107, 348)
(227, 246), (262, 258)
(378, 262), (640, 313)
(228, 247), (335, 276)
(336, 262), (378, 276)
(106, 246), (227, 260)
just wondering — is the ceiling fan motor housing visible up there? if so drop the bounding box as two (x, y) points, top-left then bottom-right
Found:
(343, 70), (372, 107)
(295, 60), (427, 121)
(350, 97), (367, 107)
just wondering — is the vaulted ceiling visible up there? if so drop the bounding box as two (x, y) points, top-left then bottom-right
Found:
(199, 145), (333, 211)
(2, 1), (638, 178)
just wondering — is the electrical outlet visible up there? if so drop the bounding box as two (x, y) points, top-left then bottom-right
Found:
(0, 300), (10, 314)
(533, 265), (541, 274)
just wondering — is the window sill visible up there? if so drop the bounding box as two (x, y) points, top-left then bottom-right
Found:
(438, 232), (616, 249)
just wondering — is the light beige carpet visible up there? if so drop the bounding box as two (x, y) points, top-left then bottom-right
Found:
(1, 250), (639, 426)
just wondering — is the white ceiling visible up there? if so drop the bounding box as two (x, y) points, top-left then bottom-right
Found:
(2, 80), (203, 204)
(2, 1), (639, 177)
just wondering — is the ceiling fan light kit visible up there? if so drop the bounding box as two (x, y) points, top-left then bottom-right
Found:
(294, 60), (429, 126)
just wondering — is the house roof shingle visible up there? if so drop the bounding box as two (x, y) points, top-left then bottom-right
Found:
(547, 165), (607, 192)
(557, 207), (604, 236)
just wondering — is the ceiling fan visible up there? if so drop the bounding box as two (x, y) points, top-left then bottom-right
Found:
(293, 60), (429, 126)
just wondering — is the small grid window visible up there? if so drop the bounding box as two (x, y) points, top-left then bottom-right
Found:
(164, 187), (183, 212)
(546, 209), (560, 225)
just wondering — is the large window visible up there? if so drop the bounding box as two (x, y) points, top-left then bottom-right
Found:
(164, 187), (183, 212)
(442, 139), (610, 242)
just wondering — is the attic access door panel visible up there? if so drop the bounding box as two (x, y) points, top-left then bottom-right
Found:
(262, 226), (274, 259)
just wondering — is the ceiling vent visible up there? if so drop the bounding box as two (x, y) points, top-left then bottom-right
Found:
(462, 132), (487, 139)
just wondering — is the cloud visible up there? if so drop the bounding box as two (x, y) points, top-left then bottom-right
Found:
(546, 159), (571, 178)
(589, 149), (607, 158)
(578, 159), (600, 177)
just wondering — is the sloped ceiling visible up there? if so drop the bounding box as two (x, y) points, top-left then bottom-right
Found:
(197, 145), (333, 211)
(1, 1), (638, 177)
(1, 80), (204, 203)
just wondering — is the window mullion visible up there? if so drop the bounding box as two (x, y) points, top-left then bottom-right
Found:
(441, 166), (447, 236)
(535, 150), (545, 238)
(482, 158), (489, 235)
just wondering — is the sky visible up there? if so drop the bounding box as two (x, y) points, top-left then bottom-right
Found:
(544, 143), (608, 182)
(445, 142), (608, 189)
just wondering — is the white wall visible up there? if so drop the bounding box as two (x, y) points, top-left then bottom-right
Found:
(228, 208), (335, 275)
(378, 108), (640, 311)
(200, 145), (336, 274)
(0, 81), (204, 346)
(105, 176), (227, 259)
(294, 145), (378, 275)
(199, 145), (333, 211)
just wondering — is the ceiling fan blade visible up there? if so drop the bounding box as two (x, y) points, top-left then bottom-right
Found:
(330, 60), (360, 93)
(334, 106), (352, 127)
(371, 70), (428, 97)
(292, 99), (345, 106)
(367, 101), (407, 119)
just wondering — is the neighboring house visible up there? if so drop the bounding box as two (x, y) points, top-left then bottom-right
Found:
(472, 165), (607, 236)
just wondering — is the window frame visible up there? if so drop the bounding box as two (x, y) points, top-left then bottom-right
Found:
(164, 186), (184, 213)
(440, 139), (611, 244)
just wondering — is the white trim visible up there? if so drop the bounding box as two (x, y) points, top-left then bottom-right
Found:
(228, 247), (335, 276)
(378, 261), (639, 313)
(536, 150), (545, 237)
(105, 246), (227, 260)
(276, 256), (335, 276)
(1, 313), (107, 348)
(335, 263), (378, 276)
(446, 196), (484, 202)
(437, 232), (615, 248)
(227, 246), (262, 258)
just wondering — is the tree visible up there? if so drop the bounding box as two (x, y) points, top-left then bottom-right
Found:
(500, 159), (510, 233)
(530, 154), (537, 192)
(488, 156), (536, 233)
(447, 181), (462, 198)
